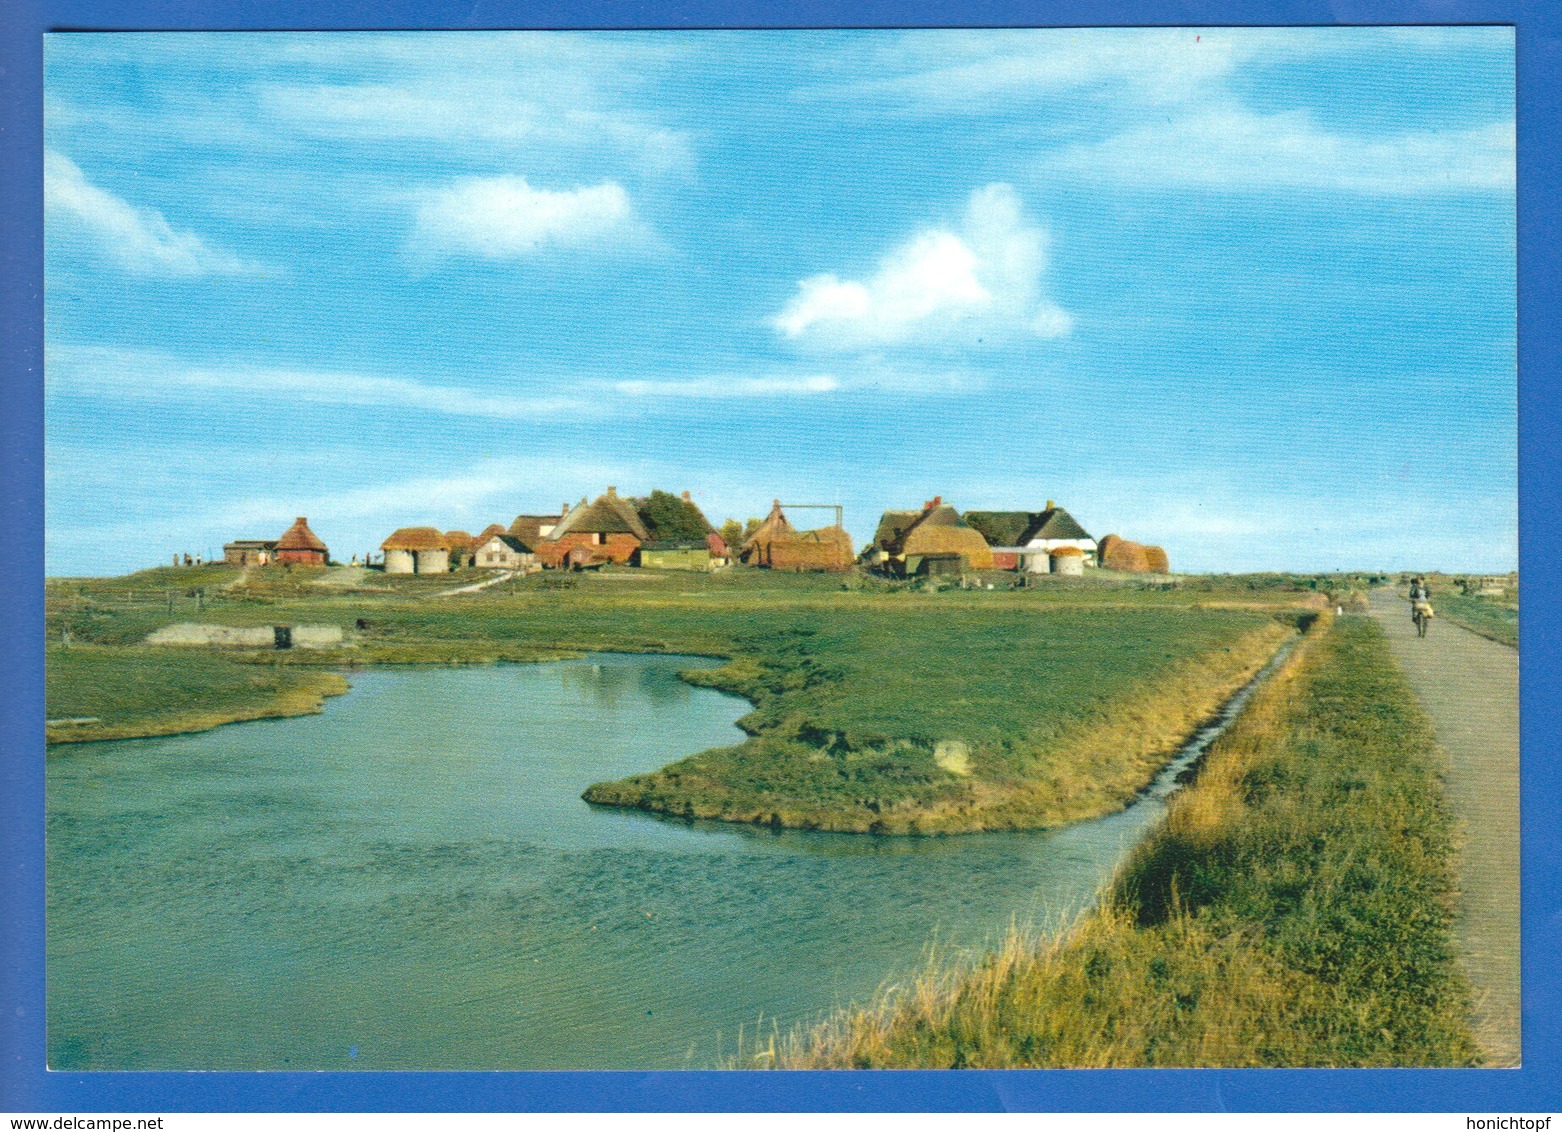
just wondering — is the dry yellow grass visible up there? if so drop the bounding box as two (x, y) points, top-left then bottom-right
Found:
(753, 613), (1480, 1068)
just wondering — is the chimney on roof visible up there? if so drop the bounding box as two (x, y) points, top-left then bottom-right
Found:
(606, 485), (617, 496)
(1046, 499), (1056, 510)
(295, 516), (307, 524)
(681, 491), (692, 502)
(925, 495), (941, 510)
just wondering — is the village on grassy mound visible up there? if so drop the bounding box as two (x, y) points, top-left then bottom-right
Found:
(201, 488), (1172, 580)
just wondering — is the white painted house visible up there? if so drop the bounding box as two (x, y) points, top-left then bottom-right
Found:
(474, 533), (536, 571)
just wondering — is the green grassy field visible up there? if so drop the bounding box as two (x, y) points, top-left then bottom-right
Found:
(760, 614), (1479, 1066)
(1429, 588), (1518, 647)
(45, 645), (348, 744)
(47, 565), (1305, 830)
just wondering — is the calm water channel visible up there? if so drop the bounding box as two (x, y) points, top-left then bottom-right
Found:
(47, 651), (1245, 1070)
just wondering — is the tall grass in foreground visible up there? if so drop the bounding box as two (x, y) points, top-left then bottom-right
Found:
(755, 615), (1480, 1067)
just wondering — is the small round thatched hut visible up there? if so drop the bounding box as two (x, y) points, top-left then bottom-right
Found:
(1144, 545), (1170, 574)
(1049, 545), (1085, 576)
(382, 527), (451, 575)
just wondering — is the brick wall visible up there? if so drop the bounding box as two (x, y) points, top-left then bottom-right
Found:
(536, 532), (640, 567)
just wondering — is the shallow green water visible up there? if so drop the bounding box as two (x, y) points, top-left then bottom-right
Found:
(47, 652), (1180, 1070)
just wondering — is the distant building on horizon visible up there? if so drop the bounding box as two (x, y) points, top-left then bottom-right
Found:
(536, 487), (649, 569)
(867, 496), (994, 576)
(381, 527), (451, 575)
(273, 517), (329, 567)
(965, 502), (1098, 573)
(222, 539), (276, 567)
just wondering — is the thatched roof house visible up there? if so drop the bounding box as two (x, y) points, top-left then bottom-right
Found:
(868, 496), (994, 574)
(739, 501), (797, 566)
(537, 487), (648, 568)
(965, 502), (1096, 572)
(274, 517), (329, 566)
(382, 527), (451, 575)
(552, 487), (650, 541)
(960, 511), (1034, 549)
(738, 501), (852, 572)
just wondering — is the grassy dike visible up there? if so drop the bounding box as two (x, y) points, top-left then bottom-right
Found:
(758, 614), (1480, 1067)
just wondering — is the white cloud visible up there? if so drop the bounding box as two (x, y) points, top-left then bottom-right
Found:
(806, 27), (1505, 114)
(1052, 107), (1514, 194)
(409, 176), (649, 260)
(257, 80), (693, 175)
(44, 149), (265, 276)
(617, 374), (841, 398)
(771, 183), (1072, 351)
(48, 344), (595, 421)
(808, 28), (1242, 110)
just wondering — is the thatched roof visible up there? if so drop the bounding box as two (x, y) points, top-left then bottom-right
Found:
(964, 505), (1094, 547)
(509, 514), (558, 543)
(873, 501), (966, 550)
(1050, 545), (1085, 558)
(1022, 507), (1093, 543)
(963, 511), (1033, 548)
(551, 487), (650, 540)
(740, 500), (797, 555)
(1144, 546), (1170, 573)
(444, 530), (475, 552)
(475, 523), (508, 546)
(382, 527), (450, 552)
(904, 523), (994, 569)
(768, 526), (855, 572)
(275, 517), (328, 553)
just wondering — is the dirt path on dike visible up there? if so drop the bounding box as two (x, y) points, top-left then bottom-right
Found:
(1367, 588), (1520, 1065)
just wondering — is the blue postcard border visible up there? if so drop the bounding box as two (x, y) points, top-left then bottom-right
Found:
(2, 0), (1558, 1113)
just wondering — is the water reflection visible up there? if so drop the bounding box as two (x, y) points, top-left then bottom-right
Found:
(47, 648), (1283, 1071)
(553, 651), (718, 709)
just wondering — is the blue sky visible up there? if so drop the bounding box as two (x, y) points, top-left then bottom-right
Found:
(43, 28), (1516, 576)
